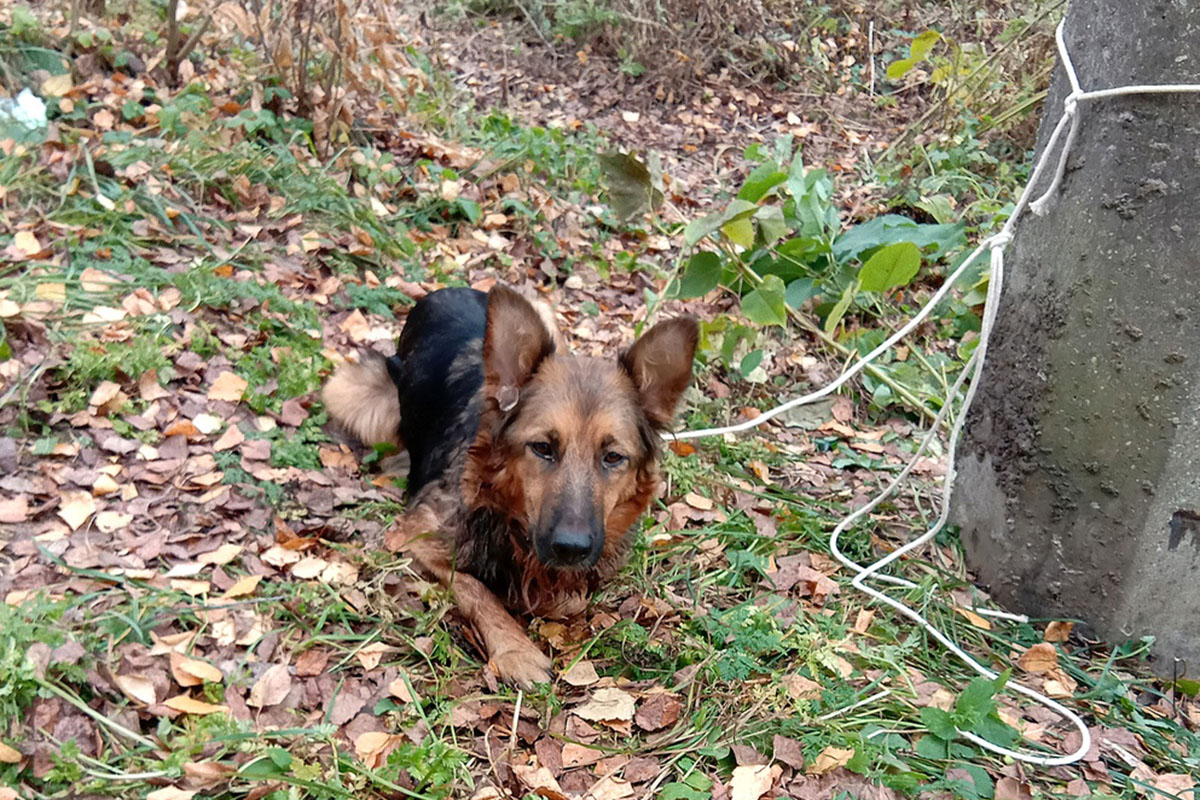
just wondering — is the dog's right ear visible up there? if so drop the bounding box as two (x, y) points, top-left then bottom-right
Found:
(483, 286), (556, 411)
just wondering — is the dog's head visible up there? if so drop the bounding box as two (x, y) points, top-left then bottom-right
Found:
(472, 286), (698, 571)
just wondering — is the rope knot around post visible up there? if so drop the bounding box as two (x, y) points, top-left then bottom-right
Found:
(1063, 92), (1080, 117)
(988, 231), (1014, 250)
(666, 16), (1200, 769)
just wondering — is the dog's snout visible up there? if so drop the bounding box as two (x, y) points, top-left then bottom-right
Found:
(549, 529), (593, 564)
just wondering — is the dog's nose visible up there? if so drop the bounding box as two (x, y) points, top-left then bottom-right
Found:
(550, 529), (592, 564)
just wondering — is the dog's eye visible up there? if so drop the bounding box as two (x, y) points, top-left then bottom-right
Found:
(528, 441), (555, 461)
(602, 451), (627, 468)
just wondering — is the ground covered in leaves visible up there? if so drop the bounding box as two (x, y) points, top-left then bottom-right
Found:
(1, 1), (1198, 799)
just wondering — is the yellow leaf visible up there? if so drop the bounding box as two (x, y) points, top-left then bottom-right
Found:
(35, 282), (66, 303)
(207, 371), (248, 402)
(57, 490), (96, 531)
(809, 746), (854, 774)
(954, 606), (992, 630)
(0, 741), (21, 763)
(163, 695), (228, 715)
(13, 230), (41, 256)
(170, 651), (223, 686)
(221, 574), (262, 599)
(79, 266), (117, 292)
(170, 579), (210, 596)
(41, 73), (73, 97)
(197, 543), (242, 566)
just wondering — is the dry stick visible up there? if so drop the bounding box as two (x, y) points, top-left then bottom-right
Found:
(175, 16), (213, 67)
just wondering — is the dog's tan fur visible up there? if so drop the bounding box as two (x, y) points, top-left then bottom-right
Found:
(326, 287), (696, 686)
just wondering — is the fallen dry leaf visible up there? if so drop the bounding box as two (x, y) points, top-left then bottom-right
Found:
(291, 556), (329, 579)
(170, 579), (210, 597)
(208, 371), (248, 402)
(0, 742), (21, 764)
(213, 425), (245, 451)
(512, 763), (563, 796)
(355, 642), (391, 670)
(954, 606), (992, 630)
(355, 731), (404, 769)
(1017, 642), (1059, 673)
(1044, 621), (1074, 642)
(387, 674), (415, 703)
(1153, 773), (1195, 796)
(115, 673), (157, 706)
(13, 230), (41, 256)
(182, 760), (237, 785)
(57, 490), (96, 530)
(995, 776), (1032, 800)
(170, 652), (223, 686)
(0, 495), (28, 524)
(295, 648), (330, 677)
(808, 746), (854, 774)
(574, 687), (636, 724)
(247, 664), (292, 708)
(221, 574), (262, 599)
(782, 673), (822, 700)
(561, 659), (600, 687)
(561, 742), (605, 767)
(772, 734), (805, 770)
(634, 692), (681, 732)
(729, 764), (773, 800)
(589, 774), (635, 800)
(163, 695), (228, 715)
(146, 789), (197, 800)
(198, 543), (242, 566)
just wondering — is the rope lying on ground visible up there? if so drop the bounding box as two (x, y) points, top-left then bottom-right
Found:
(668, 19), (1200, 767)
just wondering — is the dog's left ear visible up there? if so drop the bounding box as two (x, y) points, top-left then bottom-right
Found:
(484, 286), (556, 411)
(621, 316), (699, 428)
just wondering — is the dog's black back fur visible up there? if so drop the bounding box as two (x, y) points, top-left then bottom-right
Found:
(388, 288), (488, 493)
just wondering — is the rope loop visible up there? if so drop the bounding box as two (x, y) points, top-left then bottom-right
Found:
(668, 17), (1200, 768)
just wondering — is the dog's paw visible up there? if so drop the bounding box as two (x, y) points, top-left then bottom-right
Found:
(490, 645), (553, 689)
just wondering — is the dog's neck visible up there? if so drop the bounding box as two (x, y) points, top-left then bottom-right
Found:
(458, 504), (592, 620)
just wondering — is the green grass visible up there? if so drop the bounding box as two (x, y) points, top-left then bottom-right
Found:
(2, 4), (1197, 799)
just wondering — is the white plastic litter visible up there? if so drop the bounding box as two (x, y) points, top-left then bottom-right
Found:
(0, 88), (48, 133)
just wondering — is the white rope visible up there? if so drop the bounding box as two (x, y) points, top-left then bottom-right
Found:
(666, 19), (1200, 767)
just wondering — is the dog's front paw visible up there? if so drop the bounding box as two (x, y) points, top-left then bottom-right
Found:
(490, 645), (553, 689)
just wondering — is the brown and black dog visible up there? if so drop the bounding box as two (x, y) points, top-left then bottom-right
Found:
(323, 286), (698, 686)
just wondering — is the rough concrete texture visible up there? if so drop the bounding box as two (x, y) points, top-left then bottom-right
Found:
(953, 0), (1200, 674)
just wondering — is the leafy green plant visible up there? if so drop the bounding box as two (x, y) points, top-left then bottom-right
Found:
(655, 139), (966, 393)
(917, 673), (1019, 758)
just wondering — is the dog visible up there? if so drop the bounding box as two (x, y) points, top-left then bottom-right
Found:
(322, 285), (698, 687)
